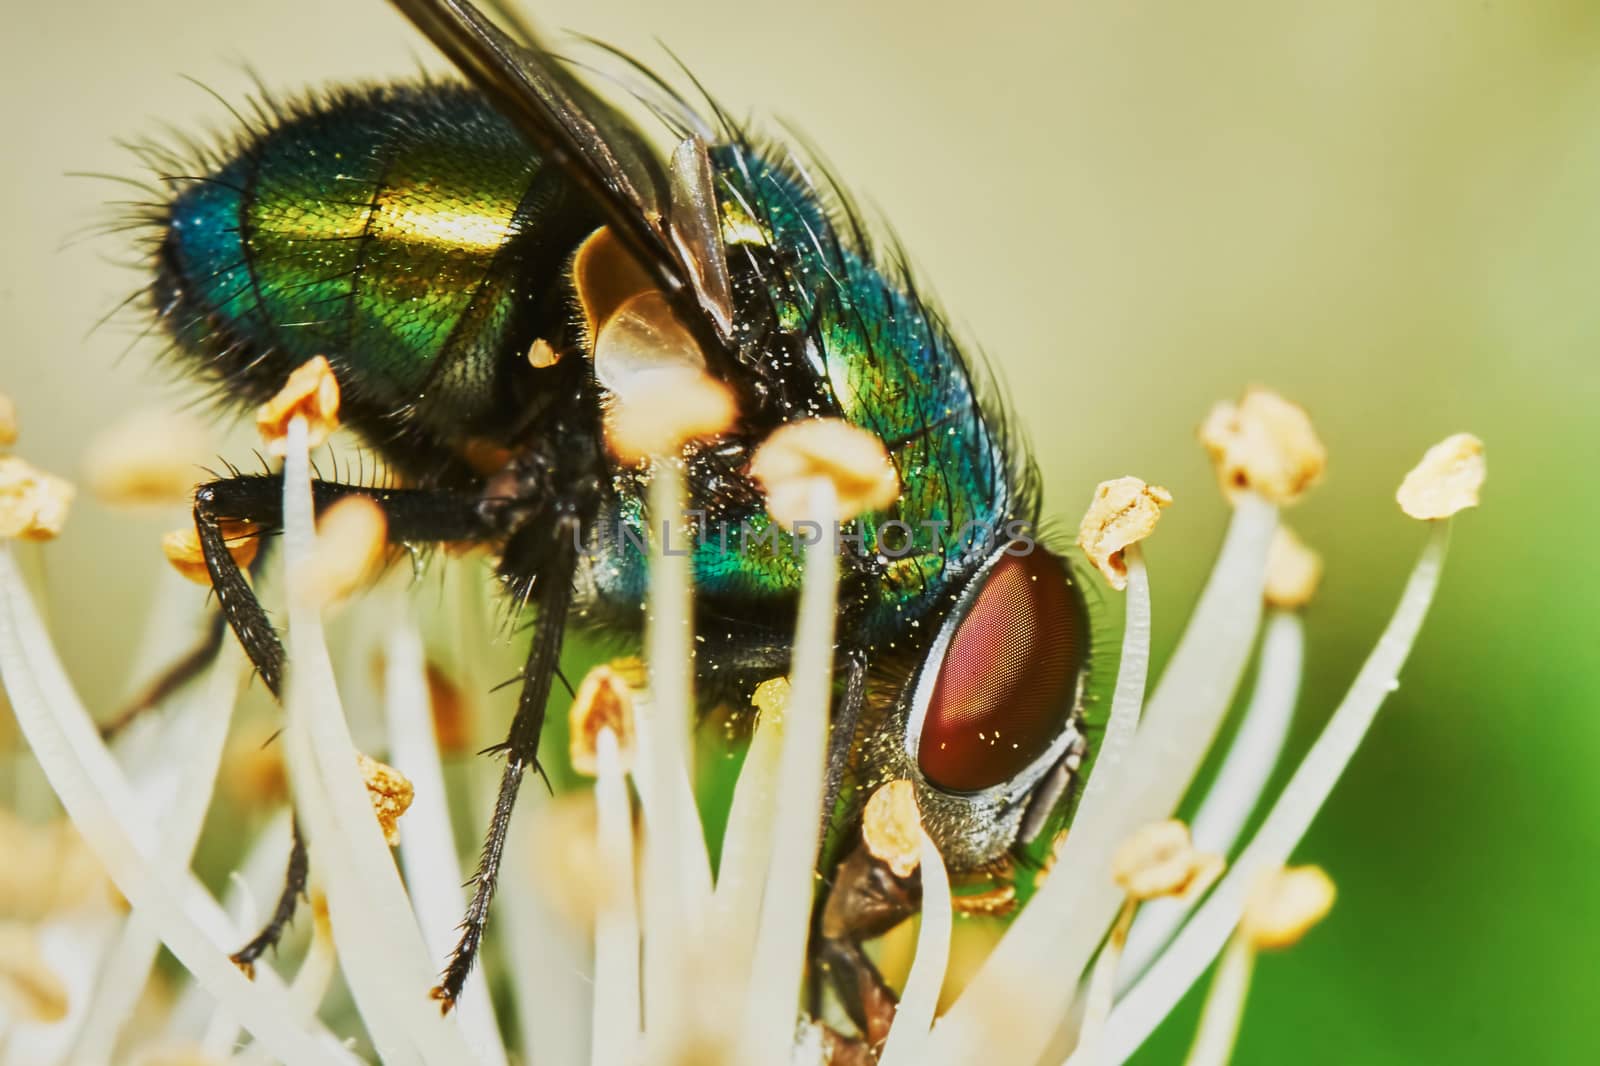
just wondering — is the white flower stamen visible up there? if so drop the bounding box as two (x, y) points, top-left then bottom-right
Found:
(877, 828), (953, 1066)
(738, 477), (840, 1066)
(1120, 609), (1304, 983)
(383, 614), (507, 1065)
(1106, 521), (1451, 1062)
(277, 413), (475, 1065)
(591, 726), (642, 1066)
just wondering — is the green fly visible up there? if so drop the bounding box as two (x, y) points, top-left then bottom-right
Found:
(138, 0), (1094, 1038)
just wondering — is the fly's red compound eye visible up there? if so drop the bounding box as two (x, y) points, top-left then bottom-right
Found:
(916, 549), (1085, 793)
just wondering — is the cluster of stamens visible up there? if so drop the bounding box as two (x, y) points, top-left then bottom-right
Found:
(0, 374), (1483, 1066)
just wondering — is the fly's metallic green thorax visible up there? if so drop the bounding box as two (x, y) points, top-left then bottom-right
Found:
(713, 145), (1029, 632)
(581, 141), (1032, 653)
(156, 83), (598, 454)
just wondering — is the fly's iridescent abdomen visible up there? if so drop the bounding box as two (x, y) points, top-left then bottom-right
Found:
(155, 84), (599, 456)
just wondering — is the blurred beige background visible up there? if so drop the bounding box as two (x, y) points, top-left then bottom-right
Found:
(3, 1), (1597, 1061)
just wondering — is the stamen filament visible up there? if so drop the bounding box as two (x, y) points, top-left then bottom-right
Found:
(591, 726), (641, 1066)
(739, 479), (840, 1066)
(879, 829), (954, 1066)
(711, 678), (788, 980)
(70, 639), (245, 1064)
(639, 455), (711, 1054)
(383, 614), (507, 1066)
(1106, 521), (1451, 1062)
(1062, 902), (1137, 1066)
(1181, 935), (1255, 1066)
(287, 894), (337, 1022)
(276, 414), (475, 1066)
(0, 548), (354, 1066)
(1121, 610), (1303, 982)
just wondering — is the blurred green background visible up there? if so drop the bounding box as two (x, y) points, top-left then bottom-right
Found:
(2, 0), (1596, 1061)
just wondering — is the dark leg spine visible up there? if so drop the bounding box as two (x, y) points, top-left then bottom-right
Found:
(432, 520), (579, 1009)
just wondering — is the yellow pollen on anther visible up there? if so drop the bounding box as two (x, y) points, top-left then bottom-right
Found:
(862, 779), (923, 878)
(1077, 476), (1172, 590)
(0, 457), (74, 542)
(568, 663), (639, 776)
(749, 418), (899, 528)
(1199, 388), (1326, 505)
(1111, 820), (1225, 902)
(357, 752), (413, 848)
(0, 392), (17, 448)
(1397, 433), (1485, 519)
(1240, 865), (1337, 950)
(162, 521), (259, 585)
(1264, 525), (1323, 609)
(256, 356), (341, 456)
(82, 408), (211, 507)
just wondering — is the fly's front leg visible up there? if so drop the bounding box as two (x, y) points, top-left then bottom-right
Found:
(192, 472), (495, 973)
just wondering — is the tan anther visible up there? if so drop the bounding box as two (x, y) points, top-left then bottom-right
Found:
(255, 355), (341, 456)
(527, 337), (561, 369)
(1076, 476), (1172, 590)
(572, 226), (655, 345)
(568, 663), (638, 776)
(426, 663), (473, 755)
(0, 457), (74, 541)
(0, 813), (109, 919)
(222, 731), (288, 810)
(0, 392), (16, 448)
(0, 921), (69, 1023)
(161, 520), (259, 585)
(606, 362), (735, 462)
(951, 883), (1019, 918)
(1397, 433), (1485, 520)
(751, 675), (792, 726)
(1199, 388), (1326, 505)
(82, 409), (210, 507)
(357, 752), (413, 847)
(1240, 864), (1336, 950)
(748, 419), (899, 528)
(292, 495), (388, 608)
(1111, 820), (1225, 902)
(1264, 525), (1323, 609)
(862, 779), (923, 878)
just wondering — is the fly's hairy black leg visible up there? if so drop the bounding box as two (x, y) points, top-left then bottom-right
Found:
(101, 536), (277, 741)
(432, 519), (580, 1010)
(229, 819), (308, 976)
(193, 472), (496, 972)
(194, 473), (495, 695)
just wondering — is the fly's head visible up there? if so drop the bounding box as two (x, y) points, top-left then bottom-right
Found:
(863, 542), (1091, 870)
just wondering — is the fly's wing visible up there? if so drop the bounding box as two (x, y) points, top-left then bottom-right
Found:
(389, 0), (737, 374)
